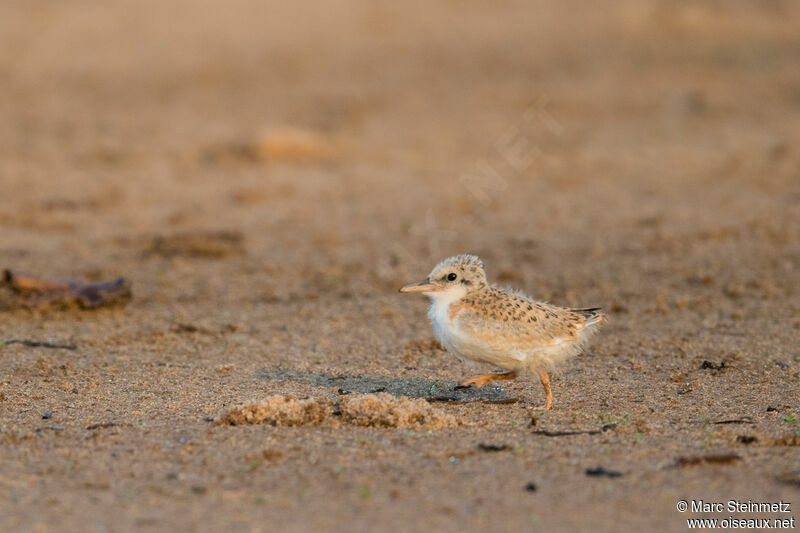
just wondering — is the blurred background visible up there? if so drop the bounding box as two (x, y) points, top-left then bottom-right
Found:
(1, 1), (799, 531)
(3, 1), (797, 287)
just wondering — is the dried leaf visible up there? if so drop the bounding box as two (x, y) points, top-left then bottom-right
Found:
(2, 270), (131, 310)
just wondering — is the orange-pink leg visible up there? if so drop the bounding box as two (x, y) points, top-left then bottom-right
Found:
(459, 371), (517, 388)
(533, 370), (554, 410)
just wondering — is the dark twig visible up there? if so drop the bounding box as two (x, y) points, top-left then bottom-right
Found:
(478, 443), (509, 452)
(675, 454), (740, 467)
(533, 429), (601, 436)
(532, 424), (616, 437)
(425, 396), (518, 404)
(35, 426), (64, 433)
(1, 339), (77, 350)
(586, 467), (623, 478)
(713, 416), (753, 425)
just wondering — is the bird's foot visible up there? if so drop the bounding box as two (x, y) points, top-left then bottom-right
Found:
(458, 371), (517, 389)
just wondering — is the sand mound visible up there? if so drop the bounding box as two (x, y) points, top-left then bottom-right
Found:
(339, 393), (458, 429)
(219, 396), (332, 426)
(219, 393), (458, 429)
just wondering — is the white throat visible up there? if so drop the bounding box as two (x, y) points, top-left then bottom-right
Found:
(425, 285), (469, 356)
(426, 284), (467, 328)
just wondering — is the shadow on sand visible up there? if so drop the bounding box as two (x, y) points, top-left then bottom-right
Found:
(257, 367), (517, 404)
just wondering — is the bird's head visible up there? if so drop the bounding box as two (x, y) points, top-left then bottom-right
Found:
(399, 254), (487, 301)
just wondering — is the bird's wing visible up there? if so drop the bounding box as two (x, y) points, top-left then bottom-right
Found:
(454, 299), (584, 352)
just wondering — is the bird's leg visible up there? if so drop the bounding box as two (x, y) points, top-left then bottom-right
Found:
(458, 371), (517, 389)
(533, 370), (554, 410)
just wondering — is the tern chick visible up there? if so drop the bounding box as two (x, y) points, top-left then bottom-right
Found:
(400, 254), (606, 410)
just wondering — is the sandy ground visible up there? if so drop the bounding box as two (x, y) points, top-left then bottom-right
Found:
(1, 1), (799, 531)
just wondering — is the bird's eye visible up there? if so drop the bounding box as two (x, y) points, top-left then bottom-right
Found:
(447, 273), (457, 281)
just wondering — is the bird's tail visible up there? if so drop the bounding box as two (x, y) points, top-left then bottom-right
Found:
(571, 307), (607, 327)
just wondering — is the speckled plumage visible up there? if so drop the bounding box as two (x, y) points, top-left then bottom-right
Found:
(447, 286), (604, 371)
(400, 254), (606, 409)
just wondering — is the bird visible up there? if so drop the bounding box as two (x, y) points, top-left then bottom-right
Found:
(399, 254), (606, 410)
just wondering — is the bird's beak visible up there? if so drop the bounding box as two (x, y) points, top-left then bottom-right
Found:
(399, 278), (440, 293)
